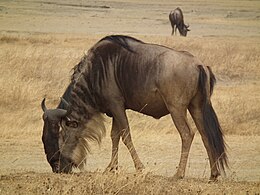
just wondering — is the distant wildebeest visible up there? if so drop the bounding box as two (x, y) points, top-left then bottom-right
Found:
(41, 35), (228, 181)
(169, 7), (190, 36)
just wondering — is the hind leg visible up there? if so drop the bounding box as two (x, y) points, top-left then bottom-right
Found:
(172, 25), (176, 35)
(169, 106), (195, 179)
(189, 100), (220, 181)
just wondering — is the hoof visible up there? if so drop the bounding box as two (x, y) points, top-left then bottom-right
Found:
(135, 164), (145, 172)
(208, 178), (218, 183)
(104, 166), (118, 174)
(208, 173), (220, 183)
(173, 173), (184, 180)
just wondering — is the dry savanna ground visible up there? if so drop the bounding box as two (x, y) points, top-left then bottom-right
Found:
(0, 0), (260, 194)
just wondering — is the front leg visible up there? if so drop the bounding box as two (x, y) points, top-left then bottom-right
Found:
(105, 118), (120, 172)
(106, 102), (145, 172)
(121, 127), (145, 171)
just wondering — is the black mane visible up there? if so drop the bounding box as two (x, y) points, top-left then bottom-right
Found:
(98, 35), (144, 53)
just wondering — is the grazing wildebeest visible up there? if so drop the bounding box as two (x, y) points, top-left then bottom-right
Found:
(41, 35), (228, 181)
(169, 7), (190, 36)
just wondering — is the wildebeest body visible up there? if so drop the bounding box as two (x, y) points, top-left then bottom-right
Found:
(87, 39), (199, 119)
(169, 7), (190, 36)
(41, 35), (227, 181)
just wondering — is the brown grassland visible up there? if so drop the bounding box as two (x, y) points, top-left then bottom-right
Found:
(0, 0), (260, 194)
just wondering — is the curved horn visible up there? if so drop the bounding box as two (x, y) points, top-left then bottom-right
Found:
(41, 98), (71, 121)
(186, 24), (190, 28)
(41, 98), (47, 112)
(53, 109), (70, 118)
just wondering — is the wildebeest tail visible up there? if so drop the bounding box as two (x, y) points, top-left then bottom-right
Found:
(197, 65), (228, 175)
(207, 66), (216, 97)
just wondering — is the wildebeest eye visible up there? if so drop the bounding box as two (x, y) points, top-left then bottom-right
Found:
(65, 121), (78, 128)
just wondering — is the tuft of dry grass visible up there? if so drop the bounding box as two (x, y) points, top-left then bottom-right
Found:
(0, 171), (259, 194)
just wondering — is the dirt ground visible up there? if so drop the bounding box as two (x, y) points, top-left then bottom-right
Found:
(1, 134), (260, 194)
(0, 0), (260, 194)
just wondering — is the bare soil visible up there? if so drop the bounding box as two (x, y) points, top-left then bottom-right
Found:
(0, 0), (260, 194)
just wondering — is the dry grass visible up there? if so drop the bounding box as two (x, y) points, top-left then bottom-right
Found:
(1, 171), (260, 195)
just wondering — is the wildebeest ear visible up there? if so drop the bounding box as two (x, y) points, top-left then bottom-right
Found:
(66, 121), (78, 128)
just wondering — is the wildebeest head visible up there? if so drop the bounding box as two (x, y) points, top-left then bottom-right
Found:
(41, 98), (76, 173)
(180, 24), (190, 36)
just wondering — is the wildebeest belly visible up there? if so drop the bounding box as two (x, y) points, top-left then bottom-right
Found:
(125, 90), (169, 119)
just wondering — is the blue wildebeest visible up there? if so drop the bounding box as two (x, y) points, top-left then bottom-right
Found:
(41, 35), (228, 181)
(169, 7), (190, 36)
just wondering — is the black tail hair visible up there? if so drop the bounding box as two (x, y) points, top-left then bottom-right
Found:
(207, 66), (216, 96)
(198, 65), (228, 175)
